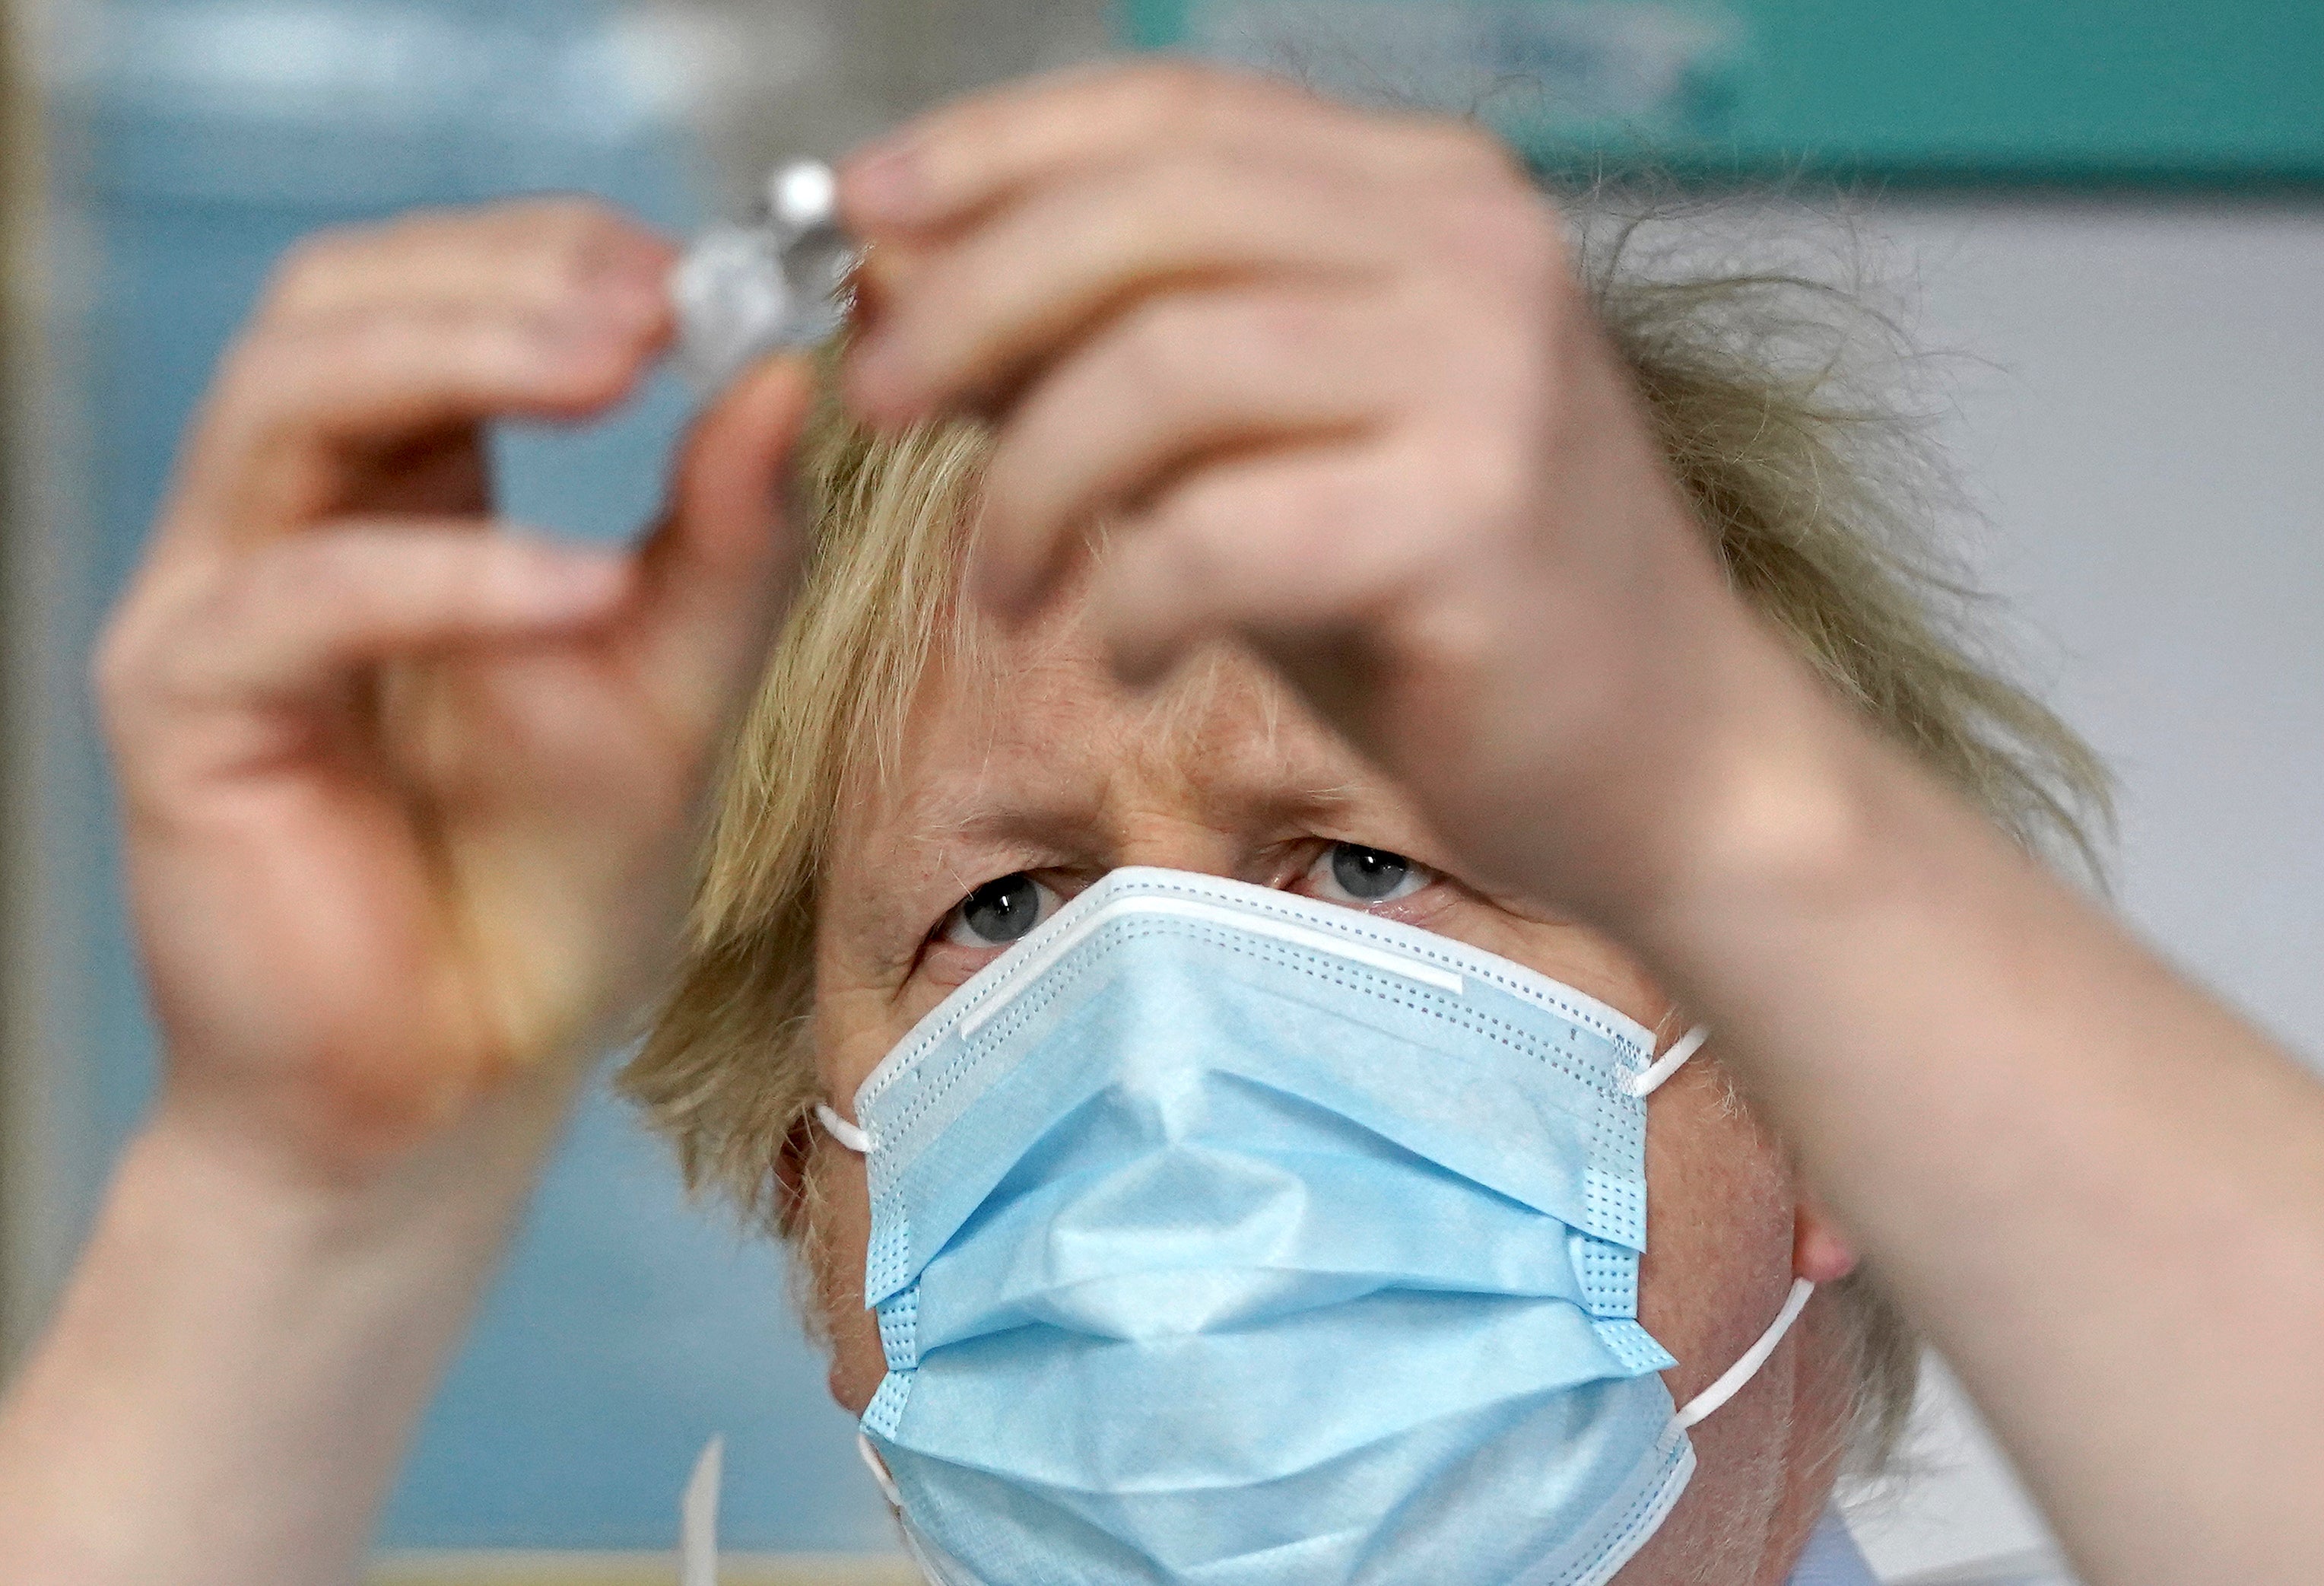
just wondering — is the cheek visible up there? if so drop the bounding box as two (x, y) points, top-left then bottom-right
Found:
(1636, 1064), (1798, 1405)
(802, 1144), (888, 1416)
(815, 981), (914, 1110)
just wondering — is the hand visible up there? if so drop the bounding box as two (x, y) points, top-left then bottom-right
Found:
(97, 199), (810, 1186)
(840, 73), (2324, 1586)
(833, 63), (1805, 921)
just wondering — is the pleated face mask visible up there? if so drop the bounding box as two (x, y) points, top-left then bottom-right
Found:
(816, 867), (1811, 1586)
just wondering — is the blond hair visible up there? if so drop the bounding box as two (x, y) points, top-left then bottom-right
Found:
(621, 239), (2110, 1473)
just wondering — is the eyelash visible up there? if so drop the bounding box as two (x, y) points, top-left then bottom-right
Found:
(1298, 841), (1435, 907)
(928, 844), (1441, 965)
(937, 872), (1065, 950)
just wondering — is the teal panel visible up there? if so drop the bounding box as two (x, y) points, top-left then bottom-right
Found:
(1122, 0), (2324, 184)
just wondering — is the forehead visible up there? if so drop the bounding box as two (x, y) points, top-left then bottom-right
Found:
(840, 596), (1370, 862)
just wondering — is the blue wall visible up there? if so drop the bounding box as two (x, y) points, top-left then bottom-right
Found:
(62, 0), (892, 1551)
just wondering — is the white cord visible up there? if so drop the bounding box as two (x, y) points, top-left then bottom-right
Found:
(1628, 1024), (1709, 1098)
(816, 1103), (871, 1155)
(1674, 1276), (1815, 1429)
(856, 1432), (903, 1506)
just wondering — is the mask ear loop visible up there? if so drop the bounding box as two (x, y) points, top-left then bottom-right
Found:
(861, 1432), (991, 1586)
(1673, 1276), (1815, 1429)
(1624, 1025), (1817, 1430)
(1628, 1023), (1708, 1098)
(817, 1103), (871, 1155)
(857, 1431), (903, 1505)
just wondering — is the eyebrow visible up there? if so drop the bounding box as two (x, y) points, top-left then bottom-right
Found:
(851, 660), (1396, 955)
(909, 794), (1115, 869)
(895, 771), (1373, 882)
(843, 751), (1406, 995)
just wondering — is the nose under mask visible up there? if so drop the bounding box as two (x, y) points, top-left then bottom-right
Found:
(818, 866), (1811, 1586)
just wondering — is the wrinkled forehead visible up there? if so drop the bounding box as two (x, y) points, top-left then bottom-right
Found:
(831, 588), (1373, 865)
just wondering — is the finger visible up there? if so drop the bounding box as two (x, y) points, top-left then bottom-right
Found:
(841, 59), (1506, 237)
(258, 197), (675, 331)
(977, 287), (1396, 620)
(1087, 442), (1421, 687)
(846, 151), (1409, 423)
(172, 302), (668, 544)
(131, 526), (633, 711)
(630, 354), (817, 736)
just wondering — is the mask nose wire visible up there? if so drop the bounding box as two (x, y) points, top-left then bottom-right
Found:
(817, 1022), (1716, 1152)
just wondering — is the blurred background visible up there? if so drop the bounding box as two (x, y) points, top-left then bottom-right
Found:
(1, 2), (2319, 1581)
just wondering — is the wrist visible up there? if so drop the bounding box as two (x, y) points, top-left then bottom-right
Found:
(0, 1068), (571, 1586)
(1395, 548), (1886, 937)
(137, 1054), (576, 1251)
(1637, 673), (1882, 931)
(1602, 612), (1970, 971)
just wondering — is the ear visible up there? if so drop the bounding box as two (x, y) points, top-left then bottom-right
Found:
(1793, 1193), (1861, 1285)
(772, 1111), (816, 1239)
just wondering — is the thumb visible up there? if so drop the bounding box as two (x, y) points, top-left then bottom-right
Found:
(633, 354), (818, 728)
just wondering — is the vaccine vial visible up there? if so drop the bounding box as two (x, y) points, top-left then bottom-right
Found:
(670, 160), (857, 391)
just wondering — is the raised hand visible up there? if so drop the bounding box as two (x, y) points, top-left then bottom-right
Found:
(97, 196), (808, 1181)
(835, 63), (1789, 922)
(832, 66), (2324, 1586)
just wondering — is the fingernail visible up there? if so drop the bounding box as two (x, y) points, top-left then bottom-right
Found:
(843, 143), (929, 224)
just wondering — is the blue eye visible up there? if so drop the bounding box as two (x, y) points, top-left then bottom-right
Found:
(943, 872), (1058, 948)
(1313, 843), (1429, 905)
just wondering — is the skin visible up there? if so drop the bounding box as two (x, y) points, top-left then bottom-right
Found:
(805, 602), (1865, 1583)
(2, 57), (2322, 1586)
(834, 65), (2324, 1586)
(0, 198), (814, 1584)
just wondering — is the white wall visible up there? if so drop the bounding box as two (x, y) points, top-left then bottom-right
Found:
(1825, 198), (2324, 1583)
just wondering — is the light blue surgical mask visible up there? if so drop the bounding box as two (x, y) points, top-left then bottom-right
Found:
(818, 867), (1810, 1586)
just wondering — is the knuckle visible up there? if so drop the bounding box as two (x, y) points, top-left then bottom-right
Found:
(242, 537), (341, 612)
(525, 193), (630, 250)
(339, 306), (556, 391)
(1114, 294), (1205, 393)
(522, 195), (644, 265)
(261, 230), (364, 313)
(1278, 470), (1373, 561)
(1161, 462), (1265, 553)
(1127, 58), (1221, 106)
(1231, 294), (1339, 366)
(373, 202), (472, 249)
(1444, 183), (1569, 288)
(1124, 58), (1259, 131)
(92, 566), (211, 723)
(1421, 118), (1527, 185)
(242, 316), (381, 402)
(520, 192), (624, 232)
(198, 331), (317, 439)
(1142, 151), (1221, 221)
(216, 324), (303, 389)
(1435, 419), (1536, 522)
(90, 608), (148, 715)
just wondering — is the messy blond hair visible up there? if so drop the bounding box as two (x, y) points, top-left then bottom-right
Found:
(620, 227), (2110, 1473)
